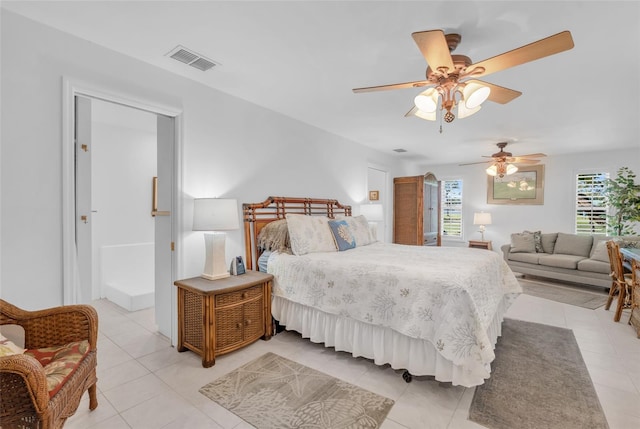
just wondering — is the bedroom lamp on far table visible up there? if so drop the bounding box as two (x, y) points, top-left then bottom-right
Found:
(193, 198), (239, 280)
(360, 203), (384, 241)
(473, 212), (492, 242)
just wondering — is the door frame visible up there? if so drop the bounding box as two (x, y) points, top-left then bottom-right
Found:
(62, 77), (183, 343)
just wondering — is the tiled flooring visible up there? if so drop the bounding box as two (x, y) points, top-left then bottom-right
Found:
(66, 289), (640, 429)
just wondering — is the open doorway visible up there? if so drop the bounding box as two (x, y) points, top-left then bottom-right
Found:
(72, 94), (176, 341)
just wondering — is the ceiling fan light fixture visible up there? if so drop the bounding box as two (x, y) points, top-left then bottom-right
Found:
(414, 88), (438, 113)
(506, 163), (518, 175)
(414, 108), (436, 121)
(486, 164), (498, 176)
(457, 102), (481, 119)
(463, 82), (490, 109)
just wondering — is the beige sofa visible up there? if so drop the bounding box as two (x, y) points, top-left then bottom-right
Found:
(501, 232), (640, 289)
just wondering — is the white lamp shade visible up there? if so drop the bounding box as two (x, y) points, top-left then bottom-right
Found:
(473, 212), (492, 226)
(359, 204), (384, 222)
(463, 82), (491, 109)
(193, 198), (239, 231)
(506, 164), (518, 175)
(486, 164), (498, 176)
(458, 102), (481, 119)
(414, 108), (437, 121)
(414, 88), (438, 113)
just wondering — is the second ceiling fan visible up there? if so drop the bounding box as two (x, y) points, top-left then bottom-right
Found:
(352, 29), (574, 125)
(459, 142), (546, 177)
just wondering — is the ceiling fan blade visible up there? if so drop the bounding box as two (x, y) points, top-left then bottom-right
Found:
(459, 160), (494, 166)
(465, 79), (522, 104)
(352, 80), (430, 93)
(411, 30), (455, 72)
(467, 31), (574, 79)
(513, 159), (541, 165)
(513, 153), (547, 158)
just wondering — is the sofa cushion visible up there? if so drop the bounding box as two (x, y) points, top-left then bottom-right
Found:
(508, 252), (541, 264)
(541, 233), (558, 254)
(553, 233), (593, 257)
(538, 254), (586, 269)
(25, 340), (90, 398)
(510, 232), (536, 253)
(577, 258), (611, 274)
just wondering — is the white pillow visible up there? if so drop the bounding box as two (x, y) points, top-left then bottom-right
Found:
(285, 214), (337, 256)
(336, 215), (375, 246)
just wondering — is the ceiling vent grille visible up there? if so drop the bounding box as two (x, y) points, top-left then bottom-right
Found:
(166, 45), (219, 72)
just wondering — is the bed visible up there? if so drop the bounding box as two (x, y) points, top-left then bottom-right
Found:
(243, 196), (521, 387)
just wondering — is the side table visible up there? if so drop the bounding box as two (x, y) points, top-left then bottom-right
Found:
(469, 240), (492, 250)
(174, 270), (273, 367)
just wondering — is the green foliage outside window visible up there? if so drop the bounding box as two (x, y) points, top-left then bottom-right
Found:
(604, 167), (640, 236)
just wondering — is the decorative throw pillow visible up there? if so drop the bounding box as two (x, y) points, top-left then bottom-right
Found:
(257, 219), (290, 252)
(540, 233), (559, 254)
(335, 215), (374, 246)
(328, 220), (356, 251)
(525, 230), (544, 253)
(0, 333), (25, 357)
(590, 240), (610, 263)
(553, 233), (593, 257)
(286, 214), (337, 256)
(510, 232), (536, 253)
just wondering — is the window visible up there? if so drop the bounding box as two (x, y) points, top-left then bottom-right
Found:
(441, 179), (463, 238)
(575, 172), (609, 235)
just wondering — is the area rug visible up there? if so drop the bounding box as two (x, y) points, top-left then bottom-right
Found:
(519, 278), (608, 309)
(199, 352), (394, 429)
(469, 318), (609, 429)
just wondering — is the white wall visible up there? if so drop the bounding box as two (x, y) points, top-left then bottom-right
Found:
(0, 11), (413, 309)
(414, 148), (640, 252)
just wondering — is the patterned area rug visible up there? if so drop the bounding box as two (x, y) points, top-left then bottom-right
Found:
(519, 278), (608, 309)
(469, 318), (609, 429)
(200, 352), (394, 429)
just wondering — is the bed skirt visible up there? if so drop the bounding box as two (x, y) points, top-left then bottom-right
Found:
(272, 295), (509, 387)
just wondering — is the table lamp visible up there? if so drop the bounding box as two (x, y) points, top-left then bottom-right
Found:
(193, 198), (239, 280)
(473, 212), (492, 241)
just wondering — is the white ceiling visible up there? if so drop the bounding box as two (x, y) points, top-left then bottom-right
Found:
(3, 1), (639, 166)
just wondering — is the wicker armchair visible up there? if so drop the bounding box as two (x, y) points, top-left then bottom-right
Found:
(0, 299), (98, 429)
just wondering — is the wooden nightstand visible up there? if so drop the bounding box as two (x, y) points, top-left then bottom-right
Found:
(174, 271), (273, 367)
(469, 240), (492, 250)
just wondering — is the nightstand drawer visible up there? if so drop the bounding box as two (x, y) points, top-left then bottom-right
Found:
(215, 284), (262, 307)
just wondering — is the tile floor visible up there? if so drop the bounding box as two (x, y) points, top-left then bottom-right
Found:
(66, 291), (640, 429)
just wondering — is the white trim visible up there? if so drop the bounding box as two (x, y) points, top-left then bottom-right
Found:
(62, 76), (183, 345)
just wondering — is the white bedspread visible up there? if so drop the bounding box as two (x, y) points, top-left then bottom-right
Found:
(268, 242), (521, 380)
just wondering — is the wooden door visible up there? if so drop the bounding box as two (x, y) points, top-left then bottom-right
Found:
(393, 176), (424, 245)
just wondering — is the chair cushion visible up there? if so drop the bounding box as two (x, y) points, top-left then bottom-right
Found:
(25, 340), (90, 398)
(0, 333), (25, 356)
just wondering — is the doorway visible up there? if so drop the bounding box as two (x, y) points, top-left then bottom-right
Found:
(64, 80), (180, 342)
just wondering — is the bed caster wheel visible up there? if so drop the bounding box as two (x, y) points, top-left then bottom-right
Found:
(402, 370), (412, 383)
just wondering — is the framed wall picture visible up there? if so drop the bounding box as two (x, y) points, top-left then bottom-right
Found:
(487, 165), (544, 205)
(369, 190), (379, 201)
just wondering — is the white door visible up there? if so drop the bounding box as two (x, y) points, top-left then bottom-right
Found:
(75, 96), (93, 303)
(155, 115), (174, 338)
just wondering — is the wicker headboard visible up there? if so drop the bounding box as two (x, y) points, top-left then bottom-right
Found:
(242, 196), (352, 270)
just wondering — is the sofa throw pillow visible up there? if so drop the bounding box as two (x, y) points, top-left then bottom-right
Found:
(0, 333), (25, 357)
(328, 220), (356, 251)
(540, 233), (559, 254)
(286, 214), (337, 256)
(553, 233), (593, 257)
(525, 230), (544, 253)
(510, 232), (536, 253)
(590, 240), (610, 263)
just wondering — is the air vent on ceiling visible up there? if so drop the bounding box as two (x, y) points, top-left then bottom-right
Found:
(393, 148), (408, 153)
(166, 45), (220, 71)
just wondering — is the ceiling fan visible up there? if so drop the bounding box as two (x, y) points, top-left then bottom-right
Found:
(459, 142), (546, 177)
(352, 29), (574, 126)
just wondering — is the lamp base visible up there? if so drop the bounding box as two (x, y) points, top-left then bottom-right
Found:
(201, 232), (230, 281)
